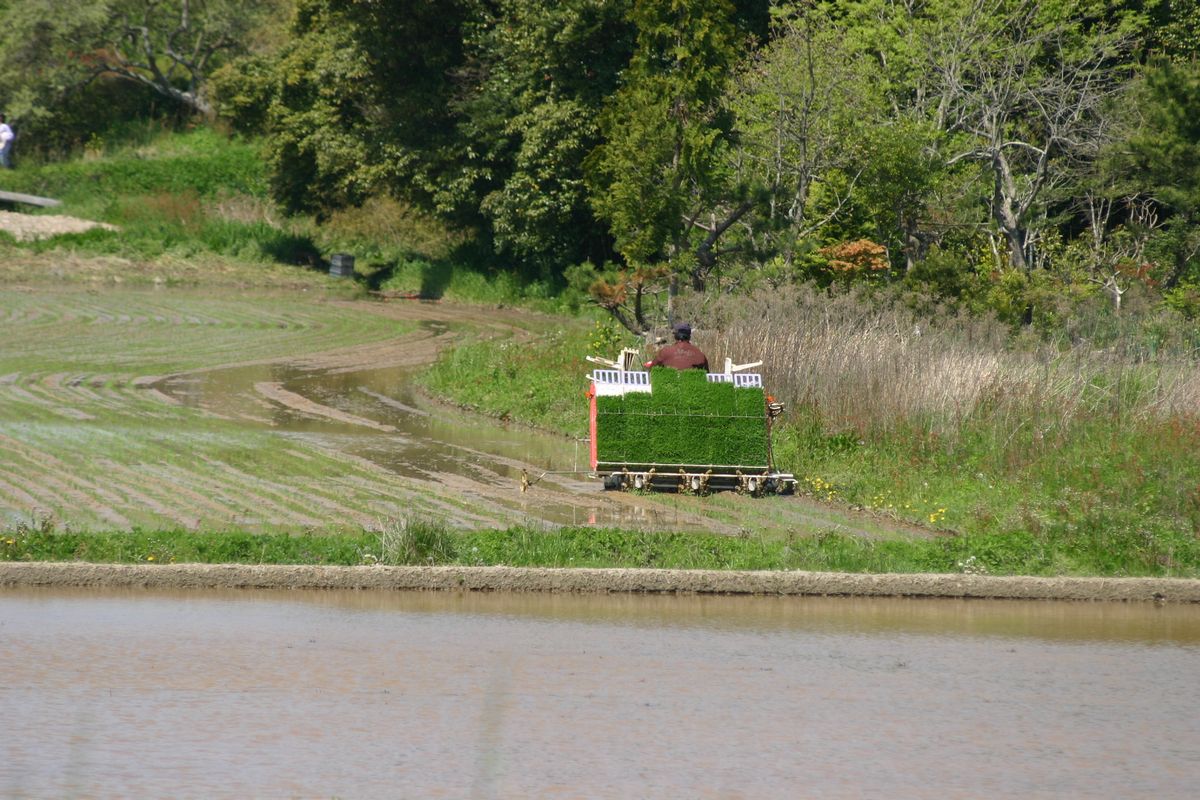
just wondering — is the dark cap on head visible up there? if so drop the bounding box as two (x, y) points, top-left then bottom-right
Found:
(672, 322), (692, 339)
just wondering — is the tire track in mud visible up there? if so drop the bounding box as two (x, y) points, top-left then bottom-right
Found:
(239, 321), (937, 538)
(0, 289), (451, 530)
(255, 382), (398, 432)
(141, 298), (611, 531)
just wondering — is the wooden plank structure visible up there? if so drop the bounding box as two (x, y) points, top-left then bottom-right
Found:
(0, 190), (62, 208)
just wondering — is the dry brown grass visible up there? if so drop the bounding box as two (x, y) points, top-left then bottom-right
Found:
(207, 193), (281, 227)
(680, 285), (1200, 437)
(116, 191), (204, 231)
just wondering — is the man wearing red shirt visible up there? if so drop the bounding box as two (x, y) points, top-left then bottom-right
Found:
(647, 322), (709, 371)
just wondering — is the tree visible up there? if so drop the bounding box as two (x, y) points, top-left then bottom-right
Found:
(824, 0), (1145, 277)
(83, 0), (256, 117)
(724, 4), (879, 270)
(261, 0), (632, 273)
(478, 97), (606, 270)
(920, 0), (1139, 271)
(459, 0), (634, 272)
(1078, 192), (1161, 311)
(585, 0), (744, 300)
(261, 0), (469, 214)
(0, 0), (284, 124)
(1118, 58), (1200, 290)
(852, 118), (952, 272)
(1147, 0), (1200, 61)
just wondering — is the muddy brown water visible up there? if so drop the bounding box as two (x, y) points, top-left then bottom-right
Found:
(158, 336), (650, 529)
(156, 328), (756, 533)
(3, 588), (1198, 798)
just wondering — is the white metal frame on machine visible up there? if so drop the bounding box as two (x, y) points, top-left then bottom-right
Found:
(586, 348), (765, 396)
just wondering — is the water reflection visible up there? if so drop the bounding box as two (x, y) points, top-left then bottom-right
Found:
(3, 589), (1198, 798)
(15, 586), (1200, 643)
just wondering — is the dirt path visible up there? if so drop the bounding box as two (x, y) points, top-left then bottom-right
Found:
(0, 210), (117, 241)
(3, 562), (1198, 602)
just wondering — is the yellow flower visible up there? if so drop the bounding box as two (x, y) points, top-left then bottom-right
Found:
(147, 555), (156, 562)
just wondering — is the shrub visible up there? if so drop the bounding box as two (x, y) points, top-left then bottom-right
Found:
(379, 516), (458, 565)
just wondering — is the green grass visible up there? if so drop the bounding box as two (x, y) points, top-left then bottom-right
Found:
(768, 406), (1200, 573)
(416, 322), (598, 436)
(0, 128), (268, 205)
(0, 128), (322, 265)
(0, 126), (581, 311)
(5, 516), (1196, 576)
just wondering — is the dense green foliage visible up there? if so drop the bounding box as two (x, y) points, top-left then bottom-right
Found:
(5, 1), (1200, 332)
(0, 127), (574, 305)
(0, 128), (314, 264)
(596, 369), (768, 467)
(161, 0), (1200, 333)
(0, 128), (267, 202)
(0, 0), (287, 154)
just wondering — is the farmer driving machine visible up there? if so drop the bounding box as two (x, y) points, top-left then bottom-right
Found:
(586, 348), (796, 495)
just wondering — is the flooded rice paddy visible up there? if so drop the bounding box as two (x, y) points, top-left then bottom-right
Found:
(0, 287), (907, 536)
(2, 587), (1198, 798)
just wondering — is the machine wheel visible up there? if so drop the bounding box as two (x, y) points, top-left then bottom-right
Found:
(602, 474), (624, 491)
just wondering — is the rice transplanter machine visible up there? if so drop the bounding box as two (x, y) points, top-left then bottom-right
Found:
(586, 348), (796, 495)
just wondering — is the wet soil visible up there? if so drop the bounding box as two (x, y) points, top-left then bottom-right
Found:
(145, 296), (929, 537)
(2, 561), (1199, 602)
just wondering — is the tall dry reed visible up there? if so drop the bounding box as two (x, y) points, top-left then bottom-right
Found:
(679, 285), (1200, 439)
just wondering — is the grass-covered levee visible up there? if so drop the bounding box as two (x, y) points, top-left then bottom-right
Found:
(595, 368), (769, 468)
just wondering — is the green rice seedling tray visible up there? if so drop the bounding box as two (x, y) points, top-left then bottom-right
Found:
(595, 368), (768, 468)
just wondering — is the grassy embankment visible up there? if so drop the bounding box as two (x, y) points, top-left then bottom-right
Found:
(4, 514), (1160, 575)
